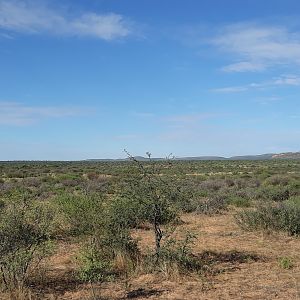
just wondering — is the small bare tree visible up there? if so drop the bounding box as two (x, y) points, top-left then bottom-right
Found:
(124, 150), (177, 261)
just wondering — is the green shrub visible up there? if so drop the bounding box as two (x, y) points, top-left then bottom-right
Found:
(78, 229), (139, 283)
(196, 196), (227, 215)
(278, 256), (294, 269)
(256, 186), (290, 202)
(200, 179), (225, 192)
(265, 175), (289, 186)
(78, 240), (114, 283)
(143, 232), (202, 276)
(121, 152), (181, 260)
(0, 196), (55, 292)
(288, 196), (300, 207)
(287, 182), (300, 196)
(108, 196), (147, 229)
(235, 201), (300, 236)
(54, 193), (105, 235)
(227, 196), (251, 208)
(235, 187), (258, 200)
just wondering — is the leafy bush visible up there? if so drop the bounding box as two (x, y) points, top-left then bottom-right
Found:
(227, 196), (251, 208)
(255, 186), (290, 202)
(55, 193), (105, 235)
(200, 179), (226, 192)
(287, 182), (300, 196)
(143, 232), (202, 277)
(195, 196), (227, 215)
(78, 229), (139, 283)
(265, 175), (289, 186)
(108, 196), (147, 229)
(288, 196), (300, 207)
(121, 152), (181, 259)
(0, 196), (55, 292)
(78, 240), (114, 283)
(235, 201), (300, 236)
(234, 187), (258, 200)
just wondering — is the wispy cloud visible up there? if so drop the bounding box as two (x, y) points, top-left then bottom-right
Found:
(211, 23), (300, 72)
(221, 61), (265, 72)
(0, 101), (87, 125)
(163, 113), (216, 124)
(0, 0), (132, 40)
(212, 86), (249, 93)
(254, 96), (281, 105)
(212, 74), (300, 93)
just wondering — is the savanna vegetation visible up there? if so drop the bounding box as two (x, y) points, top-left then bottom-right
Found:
(0, 157), (299, 299)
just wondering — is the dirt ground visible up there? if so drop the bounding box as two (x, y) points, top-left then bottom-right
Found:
(2, 212), (299, 300)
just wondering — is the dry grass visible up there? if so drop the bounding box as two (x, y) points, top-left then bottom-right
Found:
(1, 212), (299, 300)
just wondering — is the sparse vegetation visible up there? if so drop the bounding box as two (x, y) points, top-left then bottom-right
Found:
(0, 158), (299, 299)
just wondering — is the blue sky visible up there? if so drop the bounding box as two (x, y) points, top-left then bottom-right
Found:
(0, 0), (299, 160)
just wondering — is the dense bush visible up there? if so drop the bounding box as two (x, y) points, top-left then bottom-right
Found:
(265, 175), (290, 186)
(235, 201), (300, 236)
(54, 193), (105, 235)
(143, 232), (202, 277)
(0, 195), (56, 292)
(255, 186), (290, 202)
(200, 179), (226, 192)
(78, 230), (139, 283)
(227, 195), (251, 208)
(120, 152), (181, 259)
(289, 196), (300, 207)
(195, 196), (227, 215)
(288, 181), (300, 196)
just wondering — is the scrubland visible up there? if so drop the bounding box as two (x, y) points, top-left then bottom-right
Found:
(0, 159), (299, 299)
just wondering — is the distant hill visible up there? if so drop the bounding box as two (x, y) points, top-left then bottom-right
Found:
(175, 156), (226, 161)
(272, 152), (300, 159)
(229, 154), (275, 160)
(87, 152), (300, 162)
(176, 153), (276, 161)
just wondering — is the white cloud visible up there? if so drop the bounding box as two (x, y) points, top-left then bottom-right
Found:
(68, 13), (130, 40)
(213, 86), (249, 93)
(0, 101), (86, 125)
(254, 96), (281, 105)
(273, 74), (300, 86)
(163, 113), (216, 124)
(221, 61), (265, 72)
(212, 23), (300, 72)
(0, 0), (132, 40)
(212, 74), (300, 93)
